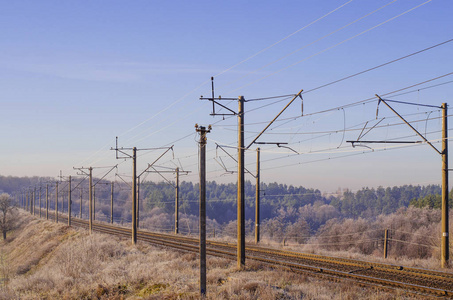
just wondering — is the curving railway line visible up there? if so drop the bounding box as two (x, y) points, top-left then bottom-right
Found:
(46, 213), (453, 298)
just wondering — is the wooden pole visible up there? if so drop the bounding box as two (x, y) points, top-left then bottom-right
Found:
(237, 96), (245, 269)
(55, 182), (59, 223)
(137, 177), (140, 229)
(93, 186), (96, 221)
(46, 184), (49, 220)
(89, 168), (93, 234)
(441, 103), (449, 268)
(111, 182), (114, 224)
(255, 148), (260, 244)
(33, 188), (36, 215)
(132, 147), (137, 245)
(80, 188), (83, 219)
(39, 187), (42, 218)
(68, 176), (72, 226)
(175, 167), (179, 234)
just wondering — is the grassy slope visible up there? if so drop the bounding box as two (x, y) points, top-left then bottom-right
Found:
(0, 212), (418, 299)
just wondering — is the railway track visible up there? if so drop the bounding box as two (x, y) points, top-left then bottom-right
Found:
(45, 213), (453, 298)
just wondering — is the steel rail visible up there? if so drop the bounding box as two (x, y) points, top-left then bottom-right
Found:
(242, 243), (453, 281)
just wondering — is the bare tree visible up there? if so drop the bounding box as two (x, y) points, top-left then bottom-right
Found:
(0, 193), (15, 240)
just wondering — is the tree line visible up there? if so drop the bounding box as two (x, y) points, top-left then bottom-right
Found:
(2, 175), (450, 226)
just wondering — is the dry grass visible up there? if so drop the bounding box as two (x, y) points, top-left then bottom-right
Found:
(0, 212), (429, 299)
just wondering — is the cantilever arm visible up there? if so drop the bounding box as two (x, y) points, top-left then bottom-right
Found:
(216, 143), (256, 178)
(94, 165), (118, 186)
(246, 89), (303, 149)
(375, 94), (441, 155)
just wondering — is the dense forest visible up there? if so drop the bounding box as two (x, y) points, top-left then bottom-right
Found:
(1, 175), (450, 226)
(329, 185), (450, 218)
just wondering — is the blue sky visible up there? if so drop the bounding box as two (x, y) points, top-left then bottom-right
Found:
(0, 0), (451, 192)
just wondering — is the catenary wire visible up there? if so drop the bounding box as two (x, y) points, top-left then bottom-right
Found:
(230, 0), (435, 92)
(220, 0), (398, 91)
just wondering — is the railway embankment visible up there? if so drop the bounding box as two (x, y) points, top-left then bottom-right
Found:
(0, 212), (429, 299)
